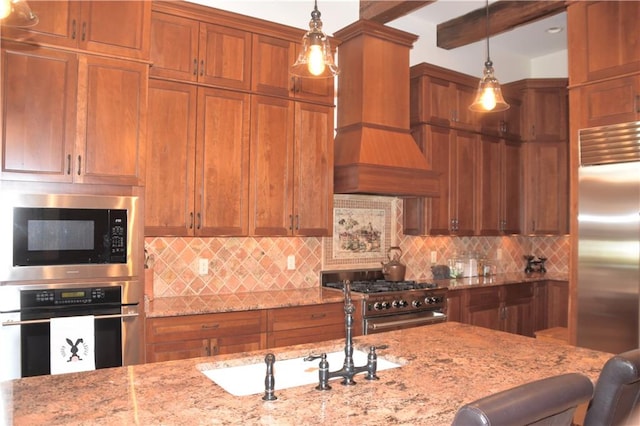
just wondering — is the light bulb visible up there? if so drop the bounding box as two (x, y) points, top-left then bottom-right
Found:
(480, 87), (497, 111)
(0, 0), (12, 19)
(307, 45), (325, 76)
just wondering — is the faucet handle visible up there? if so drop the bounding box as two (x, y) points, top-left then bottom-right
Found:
(303, 353), (326, 362)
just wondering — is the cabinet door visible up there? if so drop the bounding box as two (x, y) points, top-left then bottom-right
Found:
(546, 281), (569, 328)
(1, 45), (77, 183)
(427, 125), (454, 235)
(196, 88), (250, 236)
(149, 12), (200, 81)
(249, 95), (294, 236)
(446, 290), (463, 323)
(578, 76), (640, 128)
(569, 1), (640, 84)
(478, 135), (502, 236)
(145, 80), (197, 236)
(198, 23), (251, 90)
(503, 283), (535, 337)
(293, 102), (333, 236)
(78, 0), (151, 59)
(452, 82), (478, 131)
(452, 130), (479, 235)
(251, 34), (296, 97)
(522, 87), (567, 142)
(146, 339), (209, 363)
(76, 55), (147, 185)
(502, 140), (522, 235)
(523, 141), (568, 235)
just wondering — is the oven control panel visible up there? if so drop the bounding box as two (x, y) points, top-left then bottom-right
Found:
(21, 286), (121, 307)
(365, 289), (447, 316)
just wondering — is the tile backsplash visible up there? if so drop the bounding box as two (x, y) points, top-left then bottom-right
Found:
(145, 197), (569, 298)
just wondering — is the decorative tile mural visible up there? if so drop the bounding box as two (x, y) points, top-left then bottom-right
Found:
(145, 196), (569, 298)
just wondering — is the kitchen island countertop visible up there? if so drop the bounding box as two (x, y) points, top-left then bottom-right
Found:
(146, 272), (565, 317)
(1, 322), (610, 425)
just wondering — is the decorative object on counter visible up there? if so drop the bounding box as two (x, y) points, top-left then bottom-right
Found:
(431, 265), (450, 280)
(381, 246), (406, 282)
(262, 353), (277, 401)
(524, 255), (547, 274)
(290, 0), (339, 78)
(469, 0), (509, 112)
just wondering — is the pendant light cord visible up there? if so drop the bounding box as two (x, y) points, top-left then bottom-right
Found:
(485, 0), (492, 66)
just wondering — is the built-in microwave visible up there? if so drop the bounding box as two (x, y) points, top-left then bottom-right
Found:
(0, 193), (140, 282)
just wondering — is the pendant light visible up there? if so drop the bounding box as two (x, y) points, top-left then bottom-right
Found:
(469, 0), (509, 112)
(0, 0), (38, 28)
(290, 0), (339, 79)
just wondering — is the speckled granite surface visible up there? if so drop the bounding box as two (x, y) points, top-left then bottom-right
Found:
(2, 322), (610, 426)
(145, 273), (565, 317)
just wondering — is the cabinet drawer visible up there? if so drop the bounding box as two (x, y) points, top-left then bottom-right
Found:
(465, 287), (501, 309)
(268, 303), (345, 332)
(503, 283), (534, 303)
(146, 311), (266, 343)
(269, 323), (345, 348)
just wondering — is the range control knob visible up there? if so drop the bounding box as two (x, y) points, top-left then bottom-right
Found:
(373, 302), (383, 311)
(426, 297), (441, 304)
(392, 300), (408, 308)
(412, 300), (423, 308)
(381, 301), (391, 310)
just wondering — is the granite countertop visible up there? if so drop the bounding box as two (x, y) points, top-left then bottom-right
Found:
(2, 322), (611, 426)
(146, 272), (567, 317)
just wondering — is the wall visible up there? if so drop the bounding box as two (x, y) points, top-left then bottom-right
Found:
(145, 197), (569, 298)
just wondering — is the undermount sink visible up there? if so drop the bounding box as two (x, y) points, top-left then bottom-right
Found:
(200, 349), (402, 396)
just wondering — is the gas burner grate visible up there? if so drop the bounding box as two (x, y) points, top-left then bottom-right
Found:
(324, 280), (438, 294)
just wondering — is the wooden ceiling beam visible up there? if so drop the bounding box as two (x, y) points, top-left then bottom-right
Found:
(437, 0), (567, 50)
(359, 1), (435, 24)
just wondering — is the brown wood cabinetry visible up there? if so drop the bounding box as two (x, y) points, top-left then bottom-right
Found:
(516, 80), (568, 142)
(478, 135), (522, 235)
(145, 80), (250, 236)
(2, 0), (151, 60)
(249, 96), (333, 236)
(568, 1), (640, 85)
(267, 303), (358, 348)
(574, 76), (640, 128)
(1, 45), (147, 185)
(146, 310), (267, 363)
(149, 11), (251, 89)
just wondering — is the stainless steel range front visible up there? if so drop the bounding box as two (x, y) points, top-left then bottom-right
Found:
(321, 269), (448, 334)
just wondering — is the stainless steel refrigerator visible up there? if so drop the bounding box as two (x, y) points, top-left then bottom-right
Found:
(577, 121), (640, 354)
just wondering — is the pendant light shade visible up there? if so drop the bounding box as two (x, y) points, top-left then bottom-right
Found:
(0, 0), (38, 28)
(290, 0), (339, 79)
(469, 0), (508, 112)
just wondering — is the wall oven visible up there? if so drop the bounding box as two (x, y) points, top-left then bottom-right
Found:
(0, 193), (140, 282)
(0, 280), (140, 380)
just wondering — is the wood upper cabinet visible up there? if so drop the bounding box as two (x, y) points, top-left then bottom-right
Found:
(409, 62), (479, 131)
(251, 33), (334, 104)
(145, 79), (250, 236)
(478, 92), (522, 140)
(522, 140), (569, 235)
(518, 80), (568, 142)
(478, 135), (522, 235)
(2, 0), (151, 60)
(575, 76), (640, 128)
(1, 45), (146, 185)
(149, 11), (251, 89)
(403, 125), (478, 236)
(145, 310), (266, 363)
(568, 1), (640, 85)
(249, 95), (333, 236)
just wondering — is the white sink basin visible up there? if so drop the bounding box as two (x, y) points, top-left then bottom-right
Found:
(201, 350), (401, 396)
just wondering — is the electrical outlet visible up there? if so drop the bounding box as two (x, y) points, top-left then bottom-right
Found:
(497, 249), (503, 260)
(198, 258), (209, 275)
(430, 251), (437, 263)
(287, 255), (295, 270)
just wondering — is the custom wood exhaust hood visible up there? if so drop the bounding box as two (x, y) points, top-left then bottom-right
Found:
(333, 20), (440, 197)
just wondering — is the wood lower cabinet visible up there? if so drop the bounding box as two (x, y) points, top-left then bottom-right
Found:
(267, 303), (359, 348)
(146, 310), (267, 363)
(1, 45), (147, 185)
(145, 80), (250, 236)
(457, 282), (537, 337)
(249, 96), (333, 236)
(2, 0), (151, 60)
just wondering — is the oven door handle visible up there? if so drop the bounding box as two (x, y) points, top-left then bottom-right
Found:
(1, 312), (139, 326)
(368, 313), (446, 331)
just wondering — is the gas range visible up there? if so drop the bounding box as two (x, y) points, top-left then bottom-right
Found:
(321, 269), (448, 334)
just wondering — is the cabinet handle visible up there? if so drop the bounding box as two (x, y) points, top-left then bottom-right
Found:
(311, 313), (326, 320)
(531, 124), (536, 138)
(189, 212), (194, 229)
(193, 59), (198, 76)
(289, 214), (293, 231)
(77, 155), (82, 175)
(197, 212), (201, 230)
(81, 22), (86, 42)
(71, 19), (76, 40)
(295, 215), (300, 230)
(200, 60), (204, 76)
(201, 323), (220, 329)
(636, 95), (640, 113)
(205, 344), (210, 356)
(290, 76), (297, 93)
(66, 154), (71, 175)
